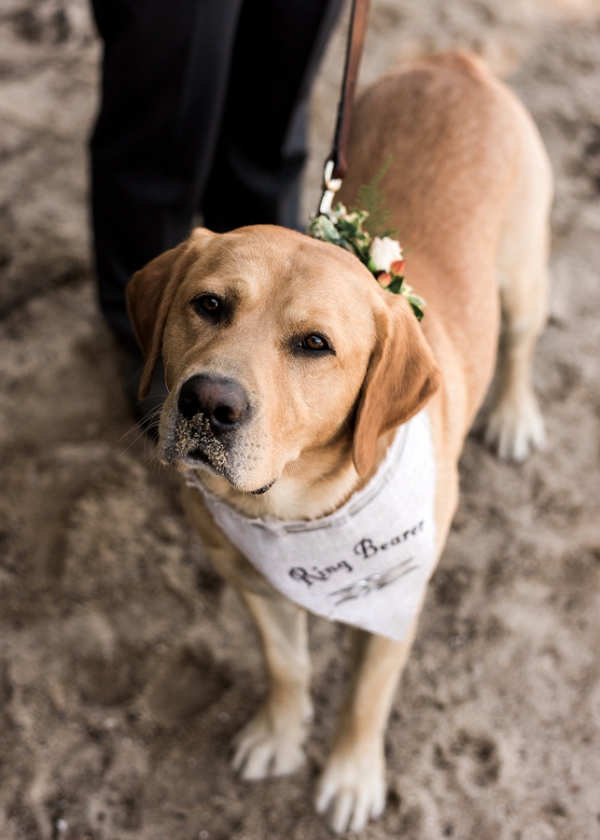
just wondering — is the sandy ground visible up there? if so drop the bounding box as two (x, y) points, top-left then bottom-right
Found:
(1, 1), (600, 838)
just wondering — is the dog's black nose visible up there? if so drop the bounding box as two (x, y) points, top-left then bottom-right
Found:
(177, 374), (249, 433)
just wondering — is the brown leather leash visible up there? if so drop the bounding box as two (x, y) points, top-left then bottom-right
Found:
(318, 0), (372, 216)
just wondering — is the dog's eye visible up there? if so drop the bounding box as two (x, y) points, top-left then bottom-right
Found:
(192, 295), (222, 317)
(299, 334), (332, 352)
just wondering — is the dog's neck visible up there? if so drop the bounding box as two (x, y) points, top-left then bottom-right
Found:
(184, 430), (393, 522)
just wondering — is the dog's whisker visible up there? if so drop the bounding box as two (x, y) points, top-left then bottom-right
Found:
(118, 405), (164, 455)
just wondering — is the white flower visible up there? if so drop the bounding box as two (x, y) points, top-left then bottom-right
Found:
(369, 236), (403, 272)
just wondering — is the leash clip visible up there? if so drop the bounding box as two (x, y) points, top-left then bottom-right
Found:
(318, 159), (343, 217)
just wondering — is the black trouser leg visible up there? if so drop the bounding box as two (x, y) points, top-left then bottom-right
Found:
(202, 0), (344, 233)
(90, 0), (343, 350)
(90, 0), (244, 350)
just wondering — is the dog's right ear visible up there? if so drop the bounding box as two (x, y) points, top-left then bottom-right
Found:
(126, 228), (214, 399)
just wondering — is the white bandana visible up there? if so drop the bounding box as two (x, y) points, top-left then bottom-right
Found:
(185, 410), (436, 642)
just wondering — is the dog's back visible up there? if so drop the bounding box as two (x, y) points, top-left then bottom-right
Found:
(340, 51), (552, 460)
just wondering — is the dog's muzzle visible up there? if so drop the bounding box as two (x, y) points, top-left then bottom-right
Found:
(162, 373), (250, 471)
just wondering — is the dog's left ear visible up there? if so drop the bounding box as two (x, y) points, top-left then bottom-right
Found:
(126, 228), (215, 399)
(353, 294), (441, 477)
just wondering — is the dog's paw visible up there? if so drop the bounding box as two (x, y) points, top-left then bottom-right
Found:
(484, 392), (545, 462)
(315, 744), (386, 834)
(232, 705), (307, 780)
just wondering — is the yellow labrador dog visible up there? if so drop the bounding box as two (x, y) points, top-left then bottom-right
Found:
(127, 53), (551, 833)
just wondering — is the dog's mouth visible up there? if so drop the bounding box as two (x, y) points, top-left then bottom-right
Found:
(185, 449), (276, 495)
(186, 445), (225, 471)
(163, 413), (228, 473)
(250, 480), (276, 495)
(163, 413), (276, 495)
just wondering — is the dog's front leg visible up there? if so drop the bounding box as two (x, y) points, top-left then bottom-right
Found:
(316, 618), (418, 834)
(231, 587), (312, 780)
(181, 486), (312, 778)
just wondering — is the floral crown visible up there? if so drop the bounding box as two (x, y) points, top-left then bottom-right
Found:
(307, 161), (425, 321)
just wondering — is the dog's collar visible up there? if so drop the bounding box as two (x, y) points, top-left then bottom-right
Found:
(308, 163), (426, 321)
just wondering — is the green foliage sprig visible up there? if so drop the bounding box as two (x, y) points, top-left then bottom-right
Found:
(352, 156), (397, 240)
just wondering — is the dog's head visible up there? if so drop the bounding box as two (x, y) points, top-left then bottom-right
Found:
(127, 226), (439, 494)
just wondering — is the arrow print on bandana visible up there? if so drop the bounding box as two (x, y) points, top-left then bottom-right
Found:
(329, 557), (419, 606)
